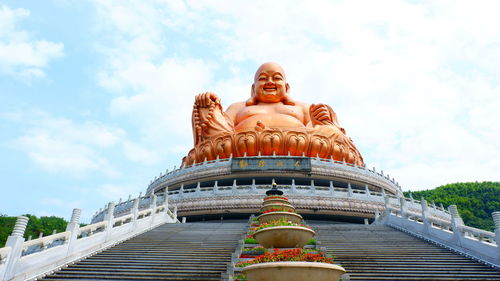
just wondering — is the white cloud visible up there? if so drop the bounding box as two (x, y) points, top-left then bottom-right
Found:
(123, 140), (161, 165)
(0, 4), (64, 78)
(98, 183), (140, 201)
(12, 111), (124, 176)
(90, 0), (500, 191)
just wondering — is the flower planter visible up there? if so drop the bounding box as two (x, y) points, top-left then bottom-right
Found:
(242, 261), (346, 281)
(253, 226), (315, 248)
(258, 212), (303, 224)
(262, 198), (289, 206)
(260, 203), (295, 213)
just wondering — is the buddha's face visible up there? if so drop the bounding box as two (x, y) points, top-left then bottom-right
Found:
(252, 63), (289, 103)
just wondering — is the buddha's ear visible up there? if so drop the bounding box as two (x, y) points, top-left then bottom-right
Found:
(282, 83), (295, 105)
(246, 84), (257, 106)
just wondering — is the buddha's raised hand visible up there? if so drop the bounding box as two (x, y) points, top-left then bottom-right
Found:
(310, 104), (335, 126)
(195, 92), (221, 108)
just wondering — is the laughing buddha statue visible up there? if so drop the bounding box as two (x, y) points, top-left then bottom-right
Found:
(183, 62), (364, 167)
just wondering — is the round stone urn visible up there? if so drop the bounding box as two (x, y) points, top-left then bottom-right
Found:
(253, 226), (315, 248)
(260, 203), (295, 213)
(258, 212), (303, 224)
(242, 261), (346, 281)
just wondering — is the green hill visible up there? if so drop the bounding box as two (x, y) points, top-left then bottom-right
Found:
(403, 181), (500, 232)
(0, 214), (68, 248)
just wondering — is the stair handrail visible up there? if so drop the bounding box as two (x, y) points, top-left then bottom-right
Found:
(0, 195), (178, 281)
(376, 203), (500, 268)
(21, 231), (72, 250)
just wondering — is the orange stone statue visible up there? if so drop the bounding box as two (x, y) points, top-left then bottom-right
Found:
(183, 62), (364, 166)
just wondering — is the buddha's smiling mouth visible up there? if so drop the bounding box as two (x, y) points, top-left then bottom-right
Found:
(264, 86), (277, 91)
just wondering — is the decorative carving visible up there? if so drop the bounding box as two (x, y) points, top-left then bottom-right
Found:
(309, 135), (331, 159)
(214, 136), (232, 159)
(236, 131), (258, 157)
(285, 132), (308, 156)
(183, 62), (364, 167)
(260, 131), (283, 155)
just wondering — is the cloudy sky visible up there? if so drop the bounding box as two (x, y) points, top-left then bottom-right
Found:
(1, 0), (499, 222)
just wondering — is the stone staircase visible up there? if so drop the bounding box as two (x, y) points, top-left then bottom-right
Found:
(39, 222), (245, 281)
(311, 223), (500, 281)
(37, 221), (500, 281)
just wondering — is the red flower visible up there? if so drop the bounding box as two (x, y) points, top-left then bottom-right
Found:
(236, 248), (333, 267)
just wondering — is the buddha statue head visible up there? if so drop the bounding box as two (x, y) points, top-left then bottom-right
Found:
(247, 62), (295, 106)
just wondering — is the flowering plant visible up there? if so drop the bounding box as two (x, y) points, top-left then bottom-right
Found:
(252, 218), (310, 232)
(236, 248), (333, 267)
(246, 218), (311, 236)
(243, 237), (258, 244)
(307, 238), (317, 245)
(264, 195), (288, 201)
(262, 208), (295, 214)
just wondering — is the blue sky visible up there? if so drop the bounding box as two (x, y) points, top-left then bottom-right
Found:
(1, 0), (499, 222)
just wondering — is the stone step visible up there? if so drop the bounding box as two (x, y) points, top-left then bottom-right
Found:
(39, 222), (245, 281)
(312, 222), (500, 280)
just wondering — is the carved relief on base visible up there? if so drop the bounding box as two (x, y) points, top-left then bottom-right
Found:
(182, 128), (364, 167)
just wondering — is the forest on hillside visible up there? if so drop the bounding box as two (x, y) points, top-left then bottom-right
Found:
(403, 181), (499, 232)
(0, 214), (68, 248)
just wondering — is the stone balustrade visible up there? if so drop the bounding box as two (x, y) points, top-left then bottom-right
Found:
(145, 156), (402, 196)
(92, 180), (451, 225)
(0, 195), (179, 281)
(376, 203), (500, 268)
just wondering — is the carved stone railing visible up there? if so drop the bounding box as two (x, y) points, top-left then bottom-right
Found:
(162, 182), (449, 221)
(375, 201), (500, 268)
(145, 156), (402, 196)
(0, 195), (179, 281)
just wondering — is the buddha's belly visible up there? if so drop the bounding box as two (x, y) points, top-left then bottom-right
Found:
(235, 114), (305, 131)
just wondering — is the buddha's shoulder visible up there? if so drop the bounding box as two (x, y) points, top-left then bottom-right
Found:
(225, 101), (246, 114)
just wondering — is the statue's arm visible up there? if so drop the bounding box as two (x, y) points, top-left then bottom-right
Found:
(192, 92), (234, 145)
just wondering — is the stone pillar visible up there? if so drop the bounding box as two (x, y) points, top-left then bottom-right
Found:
(150, 194), (157, 225)
(196, 182), (201, 193)
(492, 212), (500, 246)
(383, 196), (391, 215)
(182, 217), (186, 223)
(421, 199), (430, 231)
(2, 216), (29, 280)
(310, 180), (315, 194)
(251, 179), (257, 193)
(173, 205), (178, 222)
(232, 179), (237, 194)
(291, 179), (296, 193)
(347, 183), (353, 197)
(449, 205), (464, 243)
(399, 196), (407, 217)
(65, 208), (81, 256)
(374, 208), (380, 220)
(105, 202), (115, 241)
(131, 198), (139, 231)
(163, 191), (169, 213)
(329, 181), (335, 196)
(409, 193), (414, 204)
(179, 184), (184, 198)
(449, 205), (464, 226)
(365, 184), (370, 197)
